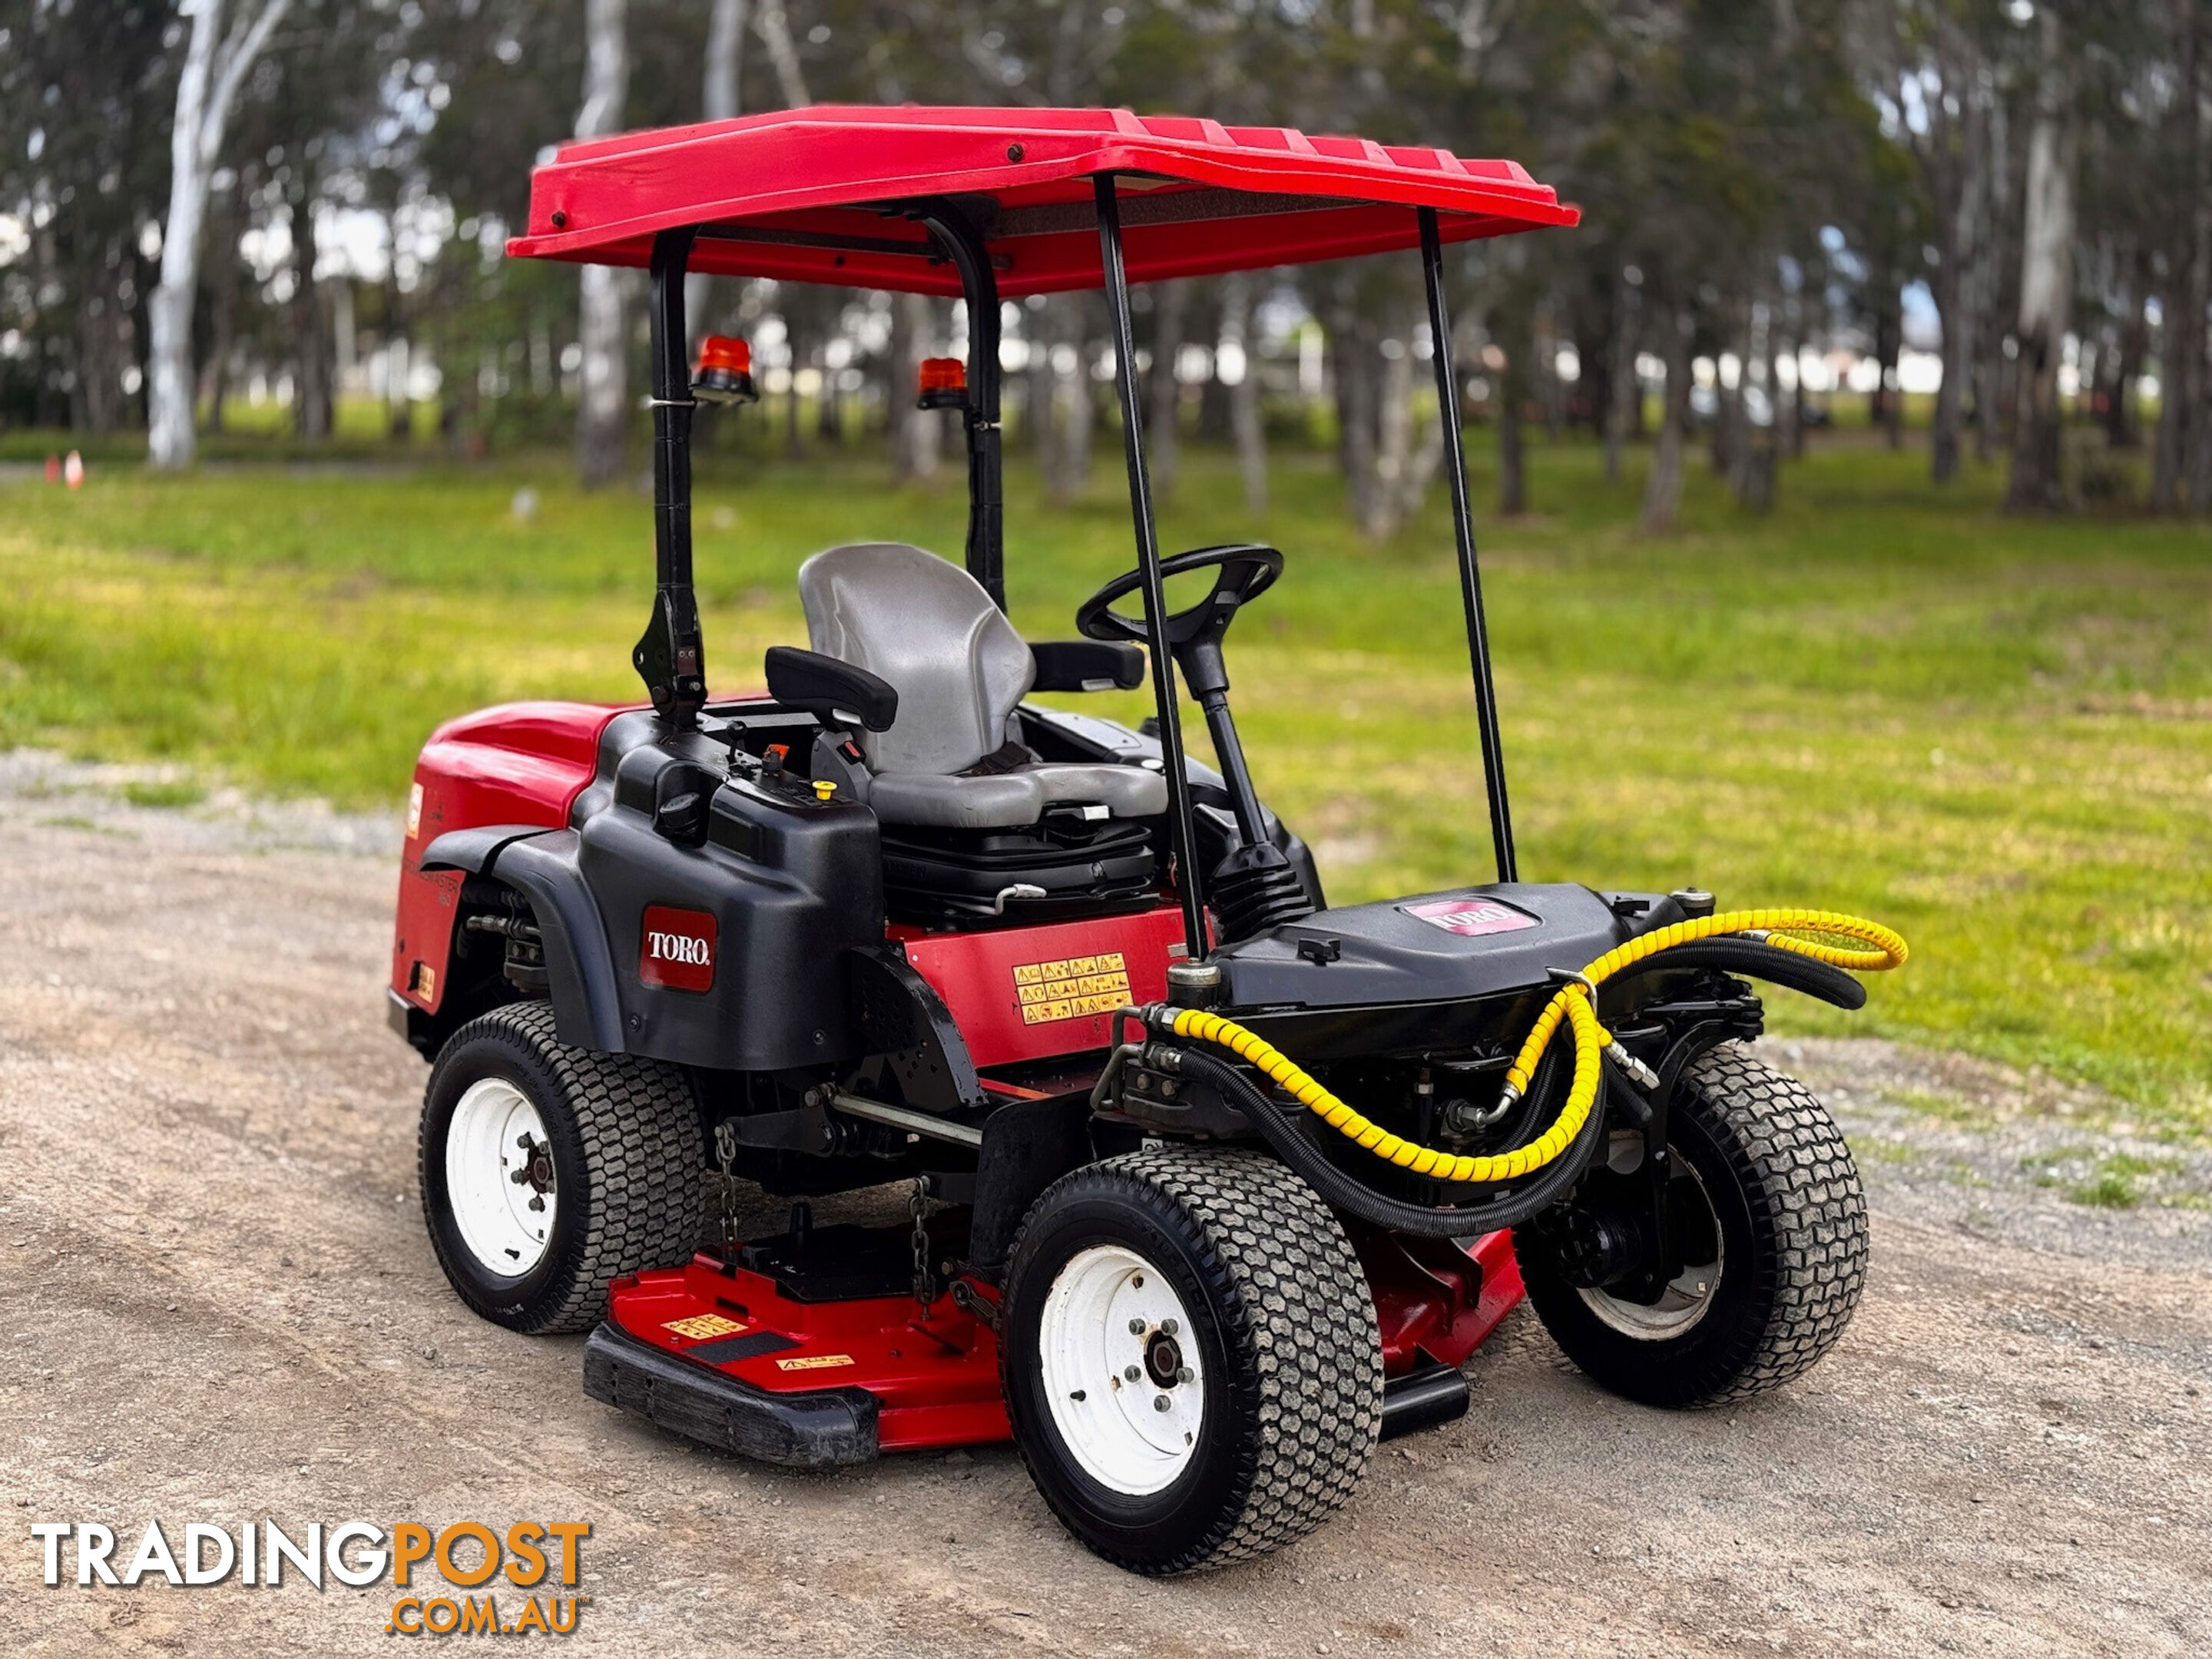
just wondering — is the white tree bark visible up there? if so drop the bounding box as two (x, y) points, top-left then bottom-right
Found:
(889, 293), (942, 482)
(2006, 6), (2076, 511)
(754, 1), (810, 108)
(705, 0), (748, 119)
(1147, 278), (1188, 500)
(147, 0), (292, 469)
(574, 0), (632, 489)
(685, 0), (748, 339)
(1220, 273), (1268, 515)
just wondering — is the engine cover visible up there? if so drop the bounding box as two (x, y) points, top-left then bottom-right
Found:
(1212, 882), (1685, 1015)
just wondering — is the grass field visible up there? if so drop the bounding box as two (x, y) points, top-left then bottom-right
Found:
(2, 435), (2207, 1134)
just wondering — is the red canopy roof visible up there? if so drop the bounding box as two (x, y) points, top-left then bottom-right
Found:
(506, 105), (1577, 296)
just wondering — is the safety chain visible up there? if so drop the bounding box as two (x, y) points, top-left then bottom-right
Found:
(714, 1119), (741, 1253)
(908, 1176), (937, 1309)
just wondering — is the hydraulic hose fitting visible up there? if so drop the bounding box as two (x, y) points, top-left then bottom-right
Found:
(1165, 960), (1224, 1009)
(1602, 1038), (1661, 1091)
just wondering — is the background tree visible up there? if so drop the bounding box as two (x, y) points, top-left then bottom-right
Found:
(571, 0), (631, 489)
(147, 0), (292, 468)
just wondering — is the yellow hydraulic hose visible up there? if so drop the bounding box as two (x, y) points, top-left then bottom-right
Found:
(1166, 906), (1906, 1187)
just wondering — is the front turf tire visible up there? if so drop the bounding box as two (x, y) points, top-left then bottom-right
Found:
(1000, 1146), (1382, 1575)
(419, 1000), (707, 1334)
(1519, 1043), (1869, 1407)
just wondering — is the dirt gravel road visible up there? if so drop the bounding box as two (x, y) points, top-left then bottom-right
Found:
(2, 761), (2207, 1658)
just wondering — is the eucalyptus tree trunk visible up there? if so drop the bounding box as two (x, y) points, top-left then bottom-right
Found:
(754, 1), (810, 108)
(2006, 8), (2077, 512)
(573, 0), (631, 490)
(147, 0), (293, 469)
(1931, 71), (1985, 484)
(1220, 273), (1268, 515)
(1038, 296), (1093, 505)
(1496, 327), (1528, 516)
(205, 203), (240, 434)
(1639, 304), (1691, 535)
(685, 0), (747, 341)
(2104, 245), (2147, 449)
(290, 191), (332, 440)
(1973, 82), (2011, 468)
(1147, 278), (1189, 501)
(1870, 294), (1903, 450)
(704, 0), (747, 121)
(1058, 307), (1094, 502)
(1603, 273), (1639, 484)
(1330, 305), (1385, 536)
(2151, 0), (2206, 512)
(888, 293), (941, 482)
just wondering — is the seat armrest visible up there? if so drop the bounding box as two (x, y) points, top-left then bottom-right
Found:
(1030, 640), (1145, 693)
(763, 646), (899, 732)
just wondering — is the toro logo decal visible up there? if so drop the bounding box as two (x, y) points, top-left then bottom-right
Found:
(639, 906), (716, 992)
(1399, 897), (1541, 937)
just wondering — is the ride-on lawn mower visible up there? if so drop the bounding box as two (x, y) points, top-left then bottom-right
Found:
(389, 107), (1906, 1575)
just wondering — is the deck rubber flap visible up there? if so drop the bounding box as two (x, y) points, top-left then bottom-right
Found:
(582, 1322), (877, 1469)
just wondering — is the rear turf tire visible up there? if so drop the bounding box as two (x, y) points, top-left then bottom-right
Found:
(1518, 1043), (1868, 1407)
(419, 1000), (707, 1334)
(1000, 1146), (1382, 1575)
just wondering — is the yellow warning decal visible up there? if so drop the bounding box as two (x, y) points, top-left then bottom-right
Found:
(776, 1353), (856, 1372)
(664, 1313), (747, 1340)
(1012, 952), (1132, 1025)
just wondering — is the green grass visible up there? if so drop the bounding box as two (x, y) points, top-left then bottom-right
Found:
(2, 433), (2207, 1132)
(119, 779), (207, 809)
(2023, 1147), (2192, 1208)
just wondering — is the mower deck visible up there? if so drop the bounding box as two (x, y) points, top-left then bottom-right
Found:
(587, 1244), (1008, 1468)
(584, 1220), (1524, 1469)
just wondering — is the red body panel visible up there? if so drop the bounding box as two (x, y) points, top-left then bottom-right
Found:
(391, 700), (623, 1015)
(508, 106), (1576, 296)
(611, 1257), (1009, 1452)
(895, 906), (1188, 1068)
(1357, 1228), (1523, 1376)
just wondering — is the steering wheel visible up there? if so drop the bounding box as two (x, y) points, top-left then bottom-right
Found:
(1074, 544), (1284, 663)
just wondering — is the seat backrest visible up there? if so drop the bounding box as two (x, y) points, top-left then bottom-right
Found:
(796, 543), (1034, 775)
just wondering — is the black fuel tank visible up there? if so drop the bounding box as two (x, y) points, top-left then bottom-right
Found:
(574, 734), (883, 1071)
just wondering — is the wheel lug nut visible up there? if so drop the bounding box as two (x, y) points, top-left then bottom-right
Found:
(1128, 1317), (1147, 1334)
(1124, 1364), (1142, 1382)
(1153, 1395), (1171, 1412)
(1176, 1366), (1194, 1384)
(1161, 1318), (1178, 1336)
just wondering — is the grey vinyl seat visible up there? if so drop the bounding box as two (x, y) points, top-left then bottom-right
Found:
(796, 542), (1168, 831)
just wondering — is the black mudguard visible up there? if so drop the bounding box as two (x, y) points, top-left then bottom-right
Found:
(419, 825), (627, 1053)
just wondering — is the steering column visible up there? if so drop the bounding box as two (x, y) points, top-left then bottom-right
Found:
(1076, 545), (1315, 942)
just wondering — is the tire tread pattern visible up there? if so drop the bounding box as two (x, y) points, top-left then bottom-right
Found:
(1683, 1045), (1869, 1401)
(1011, 1146), (1382, 1573)
(420, 1001), (705, 1334)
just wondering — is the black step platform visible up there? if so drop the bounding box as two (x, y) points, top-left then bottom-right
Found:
(581, 1322), (879, 1468)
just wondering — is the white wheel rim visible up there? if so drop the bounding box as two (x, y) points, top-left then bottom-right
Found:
(445, 1078), (557, 1277)
(1577, 1161), (1724, 1339)
(1038, 1245), (1204, 1496)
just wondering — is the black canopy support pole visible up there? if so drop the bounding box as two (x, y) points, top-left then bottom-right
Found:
(637, 226), (707, 732)
(1094, 174), (1208, 960)
(1419, 207), (1518, 882)
(916, 204), (1005, 612)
